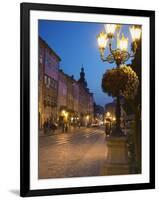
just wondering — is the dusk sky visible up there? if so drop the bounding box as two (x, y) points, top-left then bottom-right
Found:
(39, 20), (133, 106)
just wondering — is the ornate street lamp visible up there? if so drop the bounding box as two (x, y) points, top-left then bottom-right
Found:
(97, 24), (141, 136)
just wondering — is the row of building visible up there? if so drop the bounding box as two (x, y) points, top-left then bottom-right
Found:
(38, 37), (94, 129)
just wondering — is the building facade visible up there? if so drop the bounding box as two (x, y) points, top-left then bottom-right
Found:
(78, 67), (94, 125)
(39, 37), (95, 131)
(94, 103), (104, 123)
(66, 76), (74, 113)
(39, 37), (61, 129)
(58, 69), (68, 111)
(73, 78), (79, 114)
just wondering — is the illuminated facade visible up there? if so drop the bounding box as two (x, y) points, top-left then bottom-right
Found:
(39, 37), (61, 128)
(39, 37), (94, 130)
(58, 69), (68, 111)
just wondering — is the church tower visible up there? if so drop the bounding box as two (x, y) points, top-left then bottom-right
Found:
(78, 66), (87, 88)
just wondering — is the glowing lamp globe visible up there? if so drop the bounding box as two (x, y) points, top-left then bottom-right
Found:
(130, 25), (141, 41)
(97, 32), (107, 50)
(117, 34), (128, 51)
(104, 24), (116, 38)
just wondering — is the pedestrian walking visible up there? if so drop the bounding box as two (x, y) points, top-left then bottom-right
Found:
(105, 123), (111, 136)
(43, 118), (49, 135)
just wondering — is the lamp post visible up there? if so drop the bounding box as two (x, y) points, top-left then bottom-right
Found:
(105, 112), (112, 135)
(97, 24), (141, 136)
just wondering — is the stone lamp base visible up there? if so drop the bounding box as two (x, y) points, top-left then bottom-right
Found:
(101, 136), (130, 176)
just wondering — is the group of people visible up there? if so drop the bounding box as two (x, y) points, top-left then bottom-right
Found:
(58, 117), (78, 133)
(42, 116), (83, 135)
(43, 118), (57, 135)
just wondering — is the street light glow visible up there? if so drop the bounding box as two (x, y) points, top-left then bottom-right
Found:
(62, 110), (66, 115)
(129, 25), (141, 42)
(104, 24), (116, 38)
(117, 34), (128, 51)
(64, 112), (68, 118)
(62, 110), (68, 119)
(106, 112), (110, 117)
(97, 32), (108, 50)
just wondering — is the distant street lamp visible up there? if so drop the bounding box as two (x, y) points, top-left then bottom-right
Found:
(105, 112), (112, 135)
(97, 24), (141, 136)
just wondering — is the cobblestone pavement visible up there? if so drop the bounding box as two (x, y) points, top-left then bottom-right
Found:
(39, 127), (108, 179)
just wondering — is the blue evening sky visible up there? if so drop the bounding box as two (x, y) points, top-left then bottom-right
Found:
(39, 20), (133, 107)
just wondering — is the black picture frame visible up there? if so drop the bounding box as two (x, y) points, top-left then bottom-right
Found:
(20, 2), (155, 197)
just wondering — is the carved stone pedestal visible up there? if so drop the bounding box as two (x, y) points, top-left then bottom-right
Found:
(101, 136), (130, 176)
